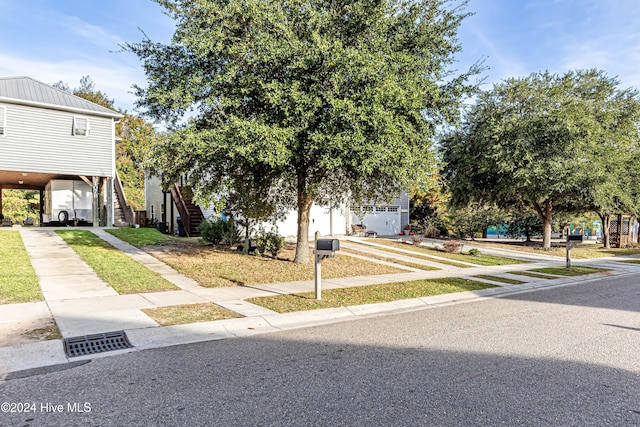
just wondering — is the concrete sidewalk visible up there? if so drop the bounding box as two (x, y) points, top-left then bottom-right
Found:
(1, 228), (638, 378)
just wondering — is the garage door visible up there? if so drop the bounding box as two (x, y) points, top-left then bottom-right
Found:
(351, 205), (401, 236)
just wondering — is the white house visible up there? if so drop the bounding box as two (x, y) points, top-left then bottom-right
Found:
(145, 173), (410, 238)
(351, 193), (411, 236)
(0, 76), (125, 226)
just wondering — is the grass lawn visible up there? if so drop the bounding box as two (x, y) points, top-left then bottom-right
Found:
(341, 248), (439, 271)
(469, 240), (640, 259)
(357, 239), (526, 267)
(507, 271), (557, 279)
(143, 241), (405, 287)
(529, 266), (611, 276)
(0, 230), (42, 304)
(56, 230), (179, 294)
(472, 274), (525, 285)
(248, 278), (496, 313)
(142, 303), (243, 326)
(105, 227), (175, 246)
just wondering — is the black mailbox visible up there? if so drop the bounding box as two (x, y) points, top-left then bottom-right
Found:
(316, 239), (340, 252)
(567, 234), (584, 242)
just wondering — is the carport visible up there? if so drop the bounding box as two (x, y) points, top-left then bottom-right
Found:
(0, 171), (109, 226)
(0, 76), (123, 227)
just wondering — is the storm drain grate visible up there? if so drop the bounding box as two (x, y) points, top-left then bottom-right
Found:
(63, 331), (133, 357)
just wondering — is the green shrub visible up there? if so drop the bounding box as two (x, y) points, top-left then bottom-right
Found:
(200, 217), (241, 247)
(256, 228), (284, 258)
(220, 219), (241, 247)
(468, 248), (480, 256)
(199, 217), (223, 245)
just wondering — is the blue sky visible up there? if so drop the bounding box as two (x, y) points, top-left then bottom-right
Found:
(1, 0), (639, 113)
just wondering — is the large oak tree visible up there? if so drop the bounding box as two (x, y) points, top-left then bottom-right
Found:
(127, 0), (479, 262)
(442, 69), (640, 249)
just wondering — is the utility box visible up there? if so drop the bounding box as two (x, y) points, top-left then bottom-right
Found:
(42, 180), (92, 224)
(316, 239), (340, 252)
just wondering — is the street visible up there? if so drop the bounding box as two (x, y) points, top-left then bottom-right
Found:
(1, 274), (639, 426)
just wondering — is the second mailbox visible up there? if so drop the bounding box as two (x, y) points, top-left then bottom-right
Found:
(316, 239), (340, 252)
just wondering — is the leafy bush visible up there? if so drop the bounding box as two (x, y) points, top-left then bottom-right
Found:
(443, 240), (463, 253)
(199, 218), (223, 245)
(468, 248), (480, 256)
(220, 219), (241, 247)
(255, 228), (284, 258)
(199, 217), (240, 247)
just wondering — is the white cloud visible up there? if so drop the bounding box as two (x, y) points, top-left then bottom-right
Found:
(467, 28), (528, 84)
(560, 34), (640, 88)
(56, 16), (125, 51)
(556, 1), (640, 88)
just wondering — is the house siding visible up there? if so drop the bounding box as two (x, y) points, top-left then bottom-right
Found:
(272, 203), (347, 238)
(399, 191), (410, 227)
(0, 102), (114, 177)
(145, 174), (349, 237)
(145, 173), (179, 230)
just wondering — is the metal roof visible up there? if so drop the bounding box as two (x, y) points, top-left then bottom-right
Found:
(0, 76), (123, 118)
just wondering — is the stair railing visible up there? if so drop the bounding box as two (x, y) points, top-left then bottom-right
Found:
(114, 171), (135, 225)
(170, 183), (192, 236)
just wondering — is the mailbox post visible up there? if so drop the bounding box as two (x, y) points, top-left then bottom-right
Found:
(566, 234), (583, 268)
(314, 239), (340, 300)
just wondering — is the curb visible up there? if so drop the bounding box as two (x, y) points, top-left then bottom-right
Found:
(1, 268), (631, 380)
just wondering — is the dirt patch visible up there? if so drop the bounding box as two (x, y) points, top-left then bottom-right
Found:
(0, 318), (61, 347)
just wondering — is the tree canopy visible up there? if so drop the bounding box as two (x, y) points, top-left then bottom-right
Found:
(126, 0), (480, 262)
(442, 69), (640, 249)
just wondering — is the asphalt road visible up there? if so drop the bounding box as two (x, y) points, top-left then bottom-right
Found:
(1, 274), (639, 426)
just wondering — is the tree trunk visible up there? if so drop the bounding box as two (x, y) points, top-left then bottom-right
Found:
(542, 213), (552, 250)
(598, 212), (611, 249)
(532, 199), (553, 250)
(542, 199), (553, 250)
(293, 191), (314, 264)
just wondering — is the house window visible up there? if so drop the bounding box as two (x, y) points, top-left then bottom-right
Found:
(73, 116), (90, 136)
(376, 206), (386, 212)
(387, 206), (399, 212)
(0, 106), (5, 136)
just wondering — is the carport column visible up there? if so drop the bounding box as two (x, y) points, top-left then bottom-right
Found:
(105, 177), (114, 227)
(92, 176), (100, 227)
(39, 189), (44, 225)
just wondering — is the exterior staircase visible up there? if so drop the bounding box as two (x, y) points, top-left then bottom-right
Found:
(113, 197), (129, 227)
(113, 172), (134, 227)
(170, 184), (204, 237)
